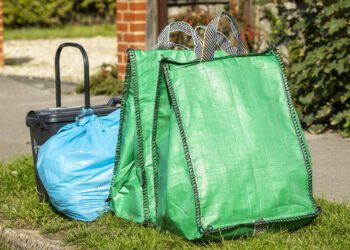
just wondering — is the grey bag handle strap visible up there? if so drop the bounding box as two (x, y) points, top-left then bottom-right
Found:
(195, 25), (238, 55)
(166, 42), (190, 50)
(201, 12), (247, 61)
(154, 21), (202, 57)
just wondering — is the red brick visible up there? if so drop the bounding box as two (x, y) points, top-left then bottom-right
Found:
(118, 73), (125, 81)
(118, 43), (129, 52)
(129, 23), (146, 32)
(116, 2), (128, 11)
(117, 33), (123, 42)
(115, 1), (147, 70)
(117, 64), (127, 76)
(129, 2), (147, 11)
(117, 12), (123, 21)
(125, 44), (145, 50)
(119, 43), (145, 52)
(124, 34), (145, 43)
(123, 54), (128, 63)
(117, 52), (127, 63)
(123, 12), (146, 21)
(117, 54), (123, 63)
(117, 22), (128, 32)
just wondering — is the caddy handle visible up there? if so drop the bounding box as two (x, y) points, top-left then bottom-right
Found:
(55, 43), (90, 108)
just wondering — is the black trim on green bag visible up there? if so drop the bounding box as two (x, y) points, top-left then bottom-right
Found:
(203, 211), (320, 236)
(151, 67), (164, 219)
(158, 48), (321, 235)
(128, 49), (151, 224)
(108, 53), (132, 201)
(161, 63), (205, 233)
(109, 49), (151, 225)
(272, 48), (318, 211)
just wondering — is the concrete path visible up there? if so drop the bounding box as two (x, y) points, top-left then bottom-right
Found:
(305, 132), (350, 202)
(0, 75), (349, 202)
(0, 75), (110, 160)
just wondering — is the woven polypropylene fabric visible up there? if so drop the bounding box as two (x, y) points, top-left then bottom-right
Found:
(201, 12), (247, 60)
(110, 49), (230, 224)
(152, 48), (320, 240)
(154, 21), (202, 58)
(195, 25), (238, 55)
(154, 21), (242, 58)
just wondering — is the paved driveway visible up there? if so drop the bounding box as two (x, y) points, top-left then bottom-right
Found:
(306, 132), (350, 202)
(0, 75), (349, 202)
(0, 75), (109, 160)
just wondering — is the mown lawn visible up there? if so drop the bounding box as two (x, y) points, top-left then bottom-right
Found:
(0, 156), (349, 249)
(4, 24), (115, 40)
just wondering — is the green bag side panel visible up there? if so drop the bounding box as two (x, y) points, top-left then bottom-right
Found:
(110, 56), (145, 222)
(111, 49), (228, 224)
(133, 50), (197, 223)
(201, 216), (314, 241)
(157, 50), (320, 239)
(153, 72), (200, 239)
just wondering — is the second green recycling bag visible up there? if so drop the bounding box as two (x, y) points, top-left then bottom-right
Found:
(152, 12), (321, 240)
(110, 21), (242, 225)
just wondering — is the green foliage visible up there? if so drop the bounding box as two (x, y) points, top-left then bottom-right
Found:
(76, 63), (123, 96)
(272, 0), (350, 137)
(3, 0), (115, 28)
(1, 156), (350, 248)
(169, 7), (260, 51)
(4, 24), (115, 40)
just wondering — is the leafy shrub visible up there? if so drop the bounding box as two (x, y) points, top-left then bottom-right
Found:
(3, 0), (115, 28)
(270, 0), (350, 137)
(169, 6), (260, 51)
(169, 7), (212, 49)
(76, 63), (123, 96)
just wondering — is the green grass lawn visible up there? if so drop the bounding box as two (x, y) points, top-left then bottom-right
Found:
(4, 24), (115, 40)
(1, 156), (349, 249)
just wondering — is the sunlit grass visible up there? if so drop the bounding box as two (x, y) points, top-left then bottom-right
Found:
(1, 156), (349, 249)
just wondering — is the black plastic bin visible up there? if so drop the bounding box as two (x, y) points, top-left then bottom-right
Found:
(26, 43), (121, 202)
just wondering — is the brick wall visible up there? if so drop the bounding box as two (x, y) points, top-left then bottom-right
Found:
(116, 0), (148, 80)
(0, 0), (4, 67)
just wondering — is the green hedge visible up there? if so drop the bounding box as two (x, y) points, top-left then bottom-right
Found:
(3, 0), (115, 28)
(269, 0), (350, 137)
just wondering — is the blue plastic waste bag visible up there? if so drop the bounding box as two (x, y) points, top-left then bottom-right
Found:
(37, 109), (120, 221)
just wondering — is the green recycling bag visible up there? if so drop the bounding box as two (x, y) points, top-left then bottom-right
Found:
(110, 22), (237, 225)
(152, 13), (321, 240)
(110, 49), (197, 224)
